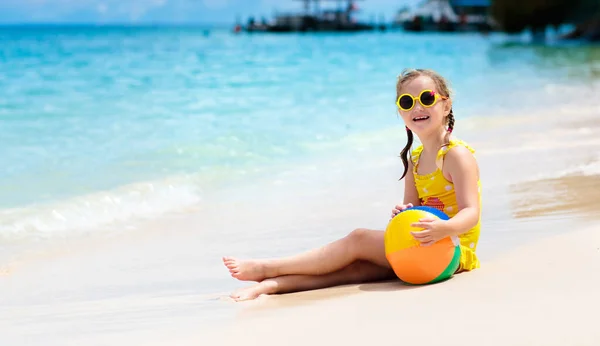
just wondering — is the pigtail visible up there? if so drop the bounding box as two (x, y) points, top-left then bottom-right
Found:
(399, 126), (413, 180)
(443, 108), (455, 145)
(447, 108), (455, 133)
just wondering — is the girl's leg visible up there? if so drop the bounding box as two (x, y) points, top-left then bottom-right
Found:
(223, 228), (389, 282)
(230, 260), (395, 301)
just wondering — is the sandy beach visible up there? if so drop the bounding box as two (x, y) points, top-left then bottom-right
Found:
(182, 223), (600, 346)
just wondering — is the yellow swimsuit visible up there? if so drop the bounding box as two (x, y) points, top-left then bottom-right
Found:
(411, 139), (481, 272)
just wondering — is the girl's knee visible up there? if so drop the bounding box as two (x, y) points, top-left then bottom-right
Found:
(347, 228), (370, 242)
(346, 228), (379, 257)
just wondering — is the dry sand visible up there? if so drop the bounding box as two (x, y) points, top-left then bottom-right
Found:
(167, 221), (600, 346)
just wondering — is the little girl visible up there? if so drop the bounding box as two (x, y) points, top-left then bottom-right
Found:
(223, 68), (482, 301)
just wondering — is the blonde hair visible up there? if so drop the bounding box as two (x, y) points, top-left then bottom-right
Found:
(396, 68), (455, 180)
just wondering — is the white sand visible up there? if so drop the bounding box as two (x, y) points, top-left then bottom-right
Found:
(166, 223), (600, 346)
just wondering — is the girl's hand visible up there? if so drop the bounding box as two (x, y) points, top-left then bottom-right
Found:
(410, 218), (450, 246)
(391, 203), (413, 219)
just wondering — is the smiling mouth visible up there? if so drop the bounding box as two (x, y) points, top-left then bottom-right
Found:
(412, 115), (430, 122)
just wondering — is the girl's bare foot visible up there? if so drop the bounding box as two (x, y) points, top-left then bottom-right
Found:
(230, 280), (278, 302)
(222, 256), (273, 282)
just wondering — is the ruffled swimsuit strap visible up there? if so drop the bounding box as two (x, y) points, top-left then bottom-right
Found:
(411, 144), (424, 173)
(413, 139), (475, 173)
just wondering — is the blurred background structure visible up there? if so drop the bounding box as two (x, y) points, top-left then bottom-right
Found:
(235, 0), (386, 33)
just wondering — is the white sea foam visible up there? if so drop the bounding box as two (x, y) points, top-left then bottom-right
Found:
(0, 177), (203, 240)
(556, 158), (600, 177)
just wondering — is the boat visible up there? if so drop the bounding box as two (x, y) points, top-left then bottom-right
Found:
(393, 0), (495, 33)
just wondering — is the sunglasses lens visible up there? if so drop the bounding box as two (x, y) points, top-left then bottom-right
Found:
(399, 95), (414, 110)
(420, 91), (436, 106)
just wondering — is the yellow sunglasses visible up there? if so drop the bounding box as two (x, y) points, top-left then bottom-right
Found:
(396, 89), (448, 111)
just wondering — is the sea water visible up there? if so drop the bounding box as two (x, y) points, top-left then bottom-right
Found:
(2, 26), (598, 240)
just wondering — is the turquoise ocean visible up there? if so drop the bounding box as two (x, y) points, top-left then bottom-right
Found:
(2, 26), (600, 344)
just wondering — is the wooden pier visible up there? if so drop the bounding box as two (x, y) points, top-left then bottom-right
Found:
(234, 0), (385, 33)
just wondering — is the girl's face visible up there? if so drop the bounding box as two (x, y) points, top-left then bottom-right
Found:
(397, 76), (451, 138)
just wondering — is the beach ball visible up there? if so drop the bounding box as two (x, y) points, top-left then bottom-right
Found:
(384, 206), (461, 285)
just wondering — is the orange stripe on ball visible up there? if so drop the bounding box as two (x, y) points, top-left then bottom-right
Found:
(386, 237), (456, 284)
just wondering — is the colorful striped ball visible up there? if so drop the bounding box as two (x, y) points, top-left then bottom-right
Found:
(384, 206), (460, 285)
